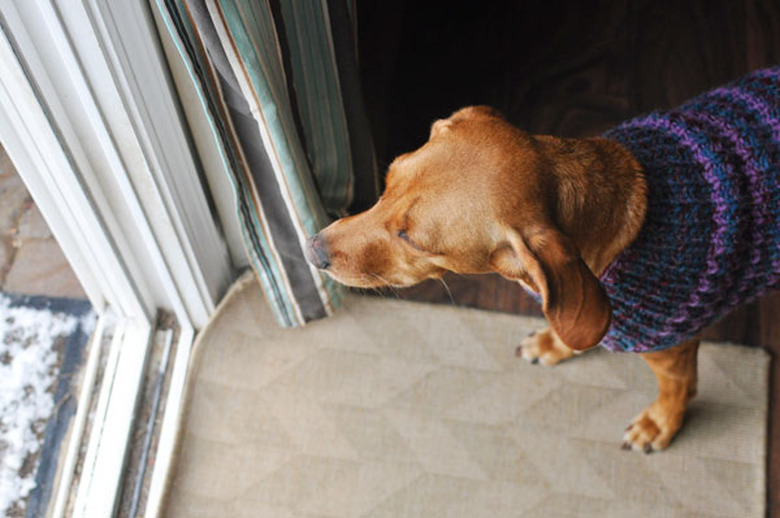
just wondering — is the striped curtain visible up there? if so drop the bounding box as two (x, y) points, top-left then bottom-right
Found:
(155, 0), (378, 327)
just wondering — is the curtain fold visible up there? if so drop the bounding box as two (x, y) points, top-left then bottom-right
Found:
(156, 0), (378, 327)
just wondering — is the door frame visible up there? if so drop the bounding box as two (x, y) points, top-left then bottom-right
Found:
(0, 1), (233, 515)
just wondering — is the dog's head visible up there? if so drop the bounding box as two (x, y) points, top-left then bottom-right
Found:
(306, 106), (645, 350)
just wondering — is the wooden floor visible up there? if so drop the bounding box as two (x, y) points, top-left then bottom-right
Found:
(358, 1), (780, 515)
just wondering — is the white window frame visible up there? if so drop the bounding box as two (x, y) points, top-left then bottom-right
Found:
(0, 1), (234, 516)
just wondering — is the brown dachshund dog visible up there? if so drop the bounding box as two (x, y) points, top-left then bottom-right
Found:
(305, 106), (698, 453)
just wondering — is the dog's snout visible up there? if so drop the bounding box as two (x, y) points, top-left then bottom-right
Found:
(305, 233), (331, 270)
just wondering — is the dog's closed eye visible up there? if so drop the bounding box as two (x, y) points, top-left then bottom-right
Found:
(398, 229), (426, 252)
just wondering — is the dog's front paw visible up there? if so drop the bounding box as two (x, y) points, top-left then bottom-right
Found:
(622, 401), (684, 453)
(516, 328), (575, 366)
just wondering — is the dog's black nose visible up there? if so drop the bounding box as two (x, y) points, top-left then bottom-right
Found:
(305, 233), (331, 269)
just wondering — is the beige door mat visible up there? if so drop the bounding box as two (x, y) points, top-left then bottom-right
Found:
(163, 274), (769, 517)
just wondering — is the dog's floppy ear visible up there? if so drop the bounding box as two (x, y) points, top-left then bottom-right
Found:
(489, 226), (611, 351)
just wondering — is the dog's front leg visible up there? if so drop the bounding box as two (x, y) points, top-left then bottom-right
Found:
(623, 336), (700, 452)
(516, 328), (579, 366)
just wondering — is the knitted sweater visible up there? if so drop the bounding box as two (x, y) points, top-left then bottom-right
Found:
(598, 67), (780, 353)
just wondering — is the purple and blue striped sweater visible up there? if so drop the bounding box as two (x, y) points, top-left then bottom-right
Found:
(598, 67), (780, 352)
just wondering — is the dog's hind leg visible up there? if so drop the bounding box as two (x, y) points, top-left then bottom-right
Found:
(623, 336), (700, 452)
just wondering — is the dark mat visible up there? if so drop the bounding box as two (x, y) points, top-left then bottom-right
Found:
(0, 293), (94, 518)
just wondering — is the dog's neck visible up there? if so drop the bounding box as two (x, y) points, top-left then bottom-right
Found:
(535, 135), (648, 276)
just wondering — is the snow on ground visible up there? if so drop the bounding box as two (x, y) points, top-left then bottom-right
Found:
(0, 294), (95, 516)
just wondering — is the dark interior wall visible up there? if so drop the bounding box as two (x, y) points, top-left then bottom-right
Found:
(359, 0), (780, 172)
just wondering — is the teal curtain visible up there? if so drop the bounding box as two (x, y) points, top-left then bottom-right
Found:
(156, 0), (378, 327)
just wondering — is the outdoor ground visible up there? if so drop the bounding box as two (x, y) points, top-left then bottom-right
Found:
(0, 146), (84, 299)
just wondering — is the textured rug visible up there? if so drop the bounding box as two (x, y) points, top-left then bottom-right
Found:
(164, 274), (769, 517)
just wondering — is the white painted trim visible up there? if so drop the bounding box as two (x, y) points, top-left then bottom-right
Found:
(73, 320), (153, 517)
(144, 324), (195, 517)
(85, 0), (233, 324)
(0, 5), (148, 321)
